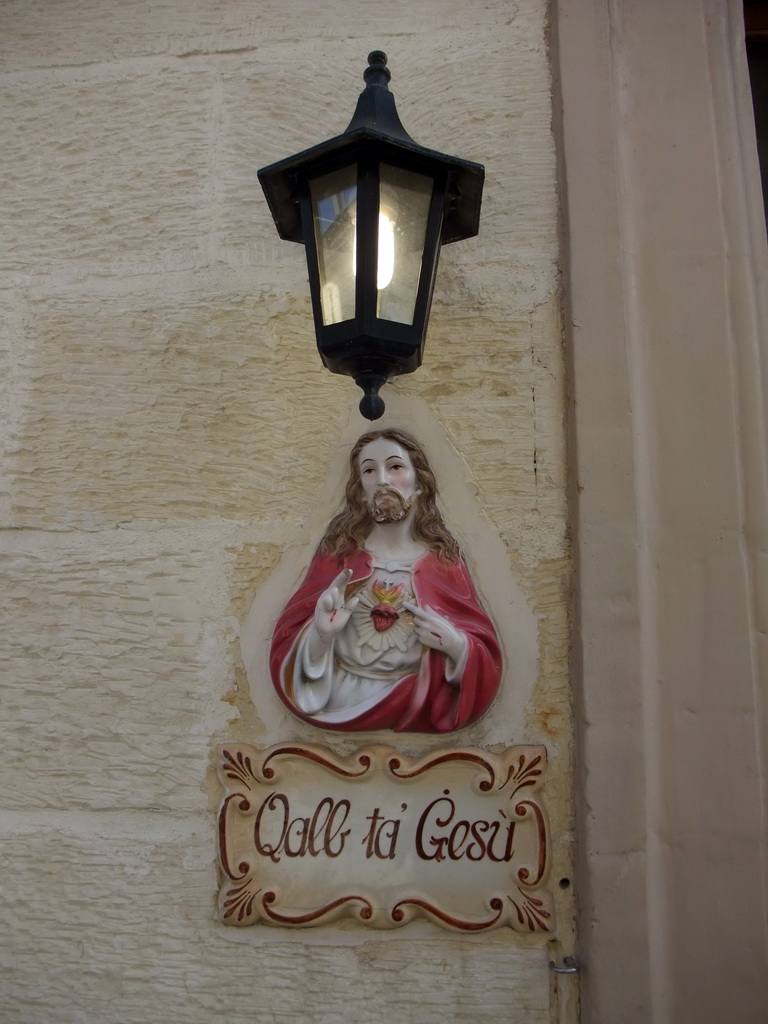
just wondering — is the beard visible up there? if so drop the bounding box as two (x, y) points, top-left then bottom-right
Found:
(369, 486), (415, 524)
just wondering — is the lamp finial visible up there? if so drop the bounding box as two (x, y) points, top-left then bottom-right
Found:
(356, 373), (387, 420)
(364, 51), (391, 88)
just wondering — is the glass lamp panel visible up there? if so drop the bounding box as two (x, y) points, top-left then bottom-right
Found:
(376, 163), (435, 325)
(310, 166), (357, 325)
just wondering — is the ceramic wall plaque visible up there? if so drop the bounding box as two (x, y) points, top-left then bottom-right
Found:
(269, 429), (502, 733)
(217, 743), (552, 932)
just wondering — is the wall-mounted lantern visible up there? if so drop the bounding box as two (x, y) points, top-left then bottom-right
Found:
(258, 51), (485, 419)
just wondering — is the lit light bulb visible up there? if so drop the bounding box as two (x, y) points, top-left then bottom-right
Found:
(351, 209), (396, 289)
(377, 211), (395, 289)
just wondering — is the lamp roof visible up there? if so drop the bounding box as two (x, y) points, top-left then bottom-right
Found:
(258, 51), (485, 246)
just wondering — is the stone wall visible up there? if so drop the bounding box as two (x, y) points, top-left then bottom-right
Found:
(0, 2), (572, 1022)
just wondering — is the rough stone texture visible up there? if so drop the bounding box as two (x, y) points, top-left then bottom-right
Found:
(0, 1), (572, 1021)
(7, 286), (349, 528)
(1, 67), (214, 278)
(0, 529), (243, 811)
(0, 827), (551, 1024)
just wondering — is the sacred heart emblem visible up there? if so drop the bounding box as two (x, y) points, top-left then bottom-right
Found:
(369, 579), (403, 633)
(351, 577), (416, 652)
(371, 604), (399, 632)
(370, 577), (405, 630)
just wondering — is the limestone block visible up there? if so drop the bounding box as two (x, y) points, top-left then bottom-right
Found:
(8, 281), (564, 534)
(0, 0), (533, 73)
(8, 286), (351, 528)
(1, 66), (214, 278)
(426, 304), (568, 563)
(0, 823), (551, 1024)
(0, 529), (251, 811)
(0, 0), (257, 69)
(0, 293), (20, 519)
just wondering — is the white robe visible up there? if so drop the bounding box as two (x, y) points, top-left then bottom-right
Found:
(291, 556), (464, 725)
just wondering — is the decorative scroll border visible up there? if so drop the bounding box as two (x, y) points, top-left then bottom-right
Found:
(217, 743), (552, 933)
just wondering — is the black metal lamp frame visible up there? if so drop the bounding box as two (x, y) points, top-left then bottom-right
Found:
(258, 51), (484, 419)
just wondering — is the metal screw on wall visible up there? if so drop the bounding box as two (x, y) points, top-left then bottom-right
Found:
(548, 956), (580, 974)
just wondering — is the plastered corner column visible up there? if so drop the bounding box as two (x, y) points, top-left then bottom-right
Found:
(555, 0), (768, 1020)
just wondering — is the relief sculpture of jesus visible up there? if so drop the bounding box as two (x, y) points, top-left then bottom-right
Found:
(270, 429), (502, 733)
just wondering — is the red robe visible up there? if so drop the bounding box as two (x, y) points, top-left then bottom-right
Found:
(269, 548), (502, 733)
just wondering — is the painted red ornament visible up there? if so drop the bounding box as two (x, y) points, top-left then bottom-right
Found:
(371, 605), (399, 632)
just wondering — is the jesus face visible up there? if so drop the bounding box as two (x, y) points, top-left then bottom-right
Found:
(357, 438), (419, 523)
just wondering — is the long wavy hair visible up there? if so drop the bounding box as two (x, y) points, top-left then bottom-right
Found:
(318, 429), (460, 563)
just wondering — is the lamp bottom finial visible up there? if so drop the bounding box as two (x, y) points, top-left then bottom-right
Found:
(356, 373), (387, 420)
